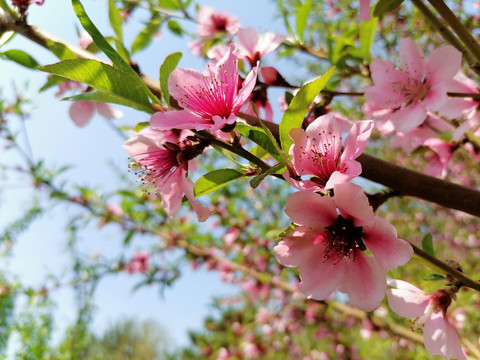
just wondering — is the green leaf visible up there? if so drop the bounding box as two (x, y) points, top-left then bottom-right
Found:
(40, 59), (153, 111)
(0, 31), (15, 48)
(373, 0), (404, 17)
(279, 66), (335, 153)
(157, 0), (181, 9)
(235, 123), (283, 162)
(46, 39), (78, 60)
(159, 52), (182, 107)
(210, 144), (245, 167)
(422, 233), (435, 256)
(39, 75), (68, 92)
(134, 121), (150, 132)
(358, 17), (378, 61)
(108, 0), (123, 42)
(296, 0), (313, 41)
(423, 274), (446, 281)
(72, 0), (130, 72)
(63, 90), (153, 113)
(278, 0), (294, 35)
(1, 49), (40, 69)
(194, 169), (245, 197)
(131, 18), (161, 54)
(123, 230), (134, 245)
(250, 145), (269, 160)
(250, 163), (286, 189)
(167, 20), (183, 36)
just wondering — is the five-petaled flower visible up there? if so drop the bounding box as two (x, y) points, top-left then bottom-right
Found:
(123, 129), (212, 222)
(387, 279), (466, 360)
(151, 44), (257, 133)
(284, 114), (374, 191)
(274, 182), (413, 311)
(365, 38), (461, 133)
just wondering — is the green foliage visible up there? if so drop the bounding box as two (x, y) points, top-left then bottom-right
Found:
(194, 169), (246, 197)
(108, 0), (124, 42)
(40, 59), (153, 112)
(0, 49), (40, 69)
(279, 66), (335, 153)
(159, 52), (182, 107)
(131, 17), (162, 54)
(373, 0), (405, 17)
(422, 233), (435, 256)
(235, 123), (283, 162)
(295, 0), (313, 42)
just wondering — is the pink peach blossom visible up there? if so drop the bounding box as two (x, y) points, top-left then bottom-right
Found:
(124, 251), (150, 274)
(387, 279), (466, 360)
(236, 27), (286, 66)
(365, 38), (461, 133)
(69, 101), (123, 127)
(275, 183), (412, 311)
(197, 6), (240, 39)
(151, 44), (257, 132)
(123, 129), (212, 222)
(284, 114), (374, 191)
(423, 138), (456, 178)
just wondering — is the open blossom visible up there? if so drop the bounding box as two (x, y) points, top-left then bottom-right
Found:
(197, 6), (240, 39)
(123, 129), (212, 222)
(236, 27), (286, 66)
(365, 38), (461, 133)
(387, 279), (466, 360)
(151, 44), (257, 132)
(274, 182), (413, 311)
(124, 251), (151, 274)
(284, 114), (374, 191)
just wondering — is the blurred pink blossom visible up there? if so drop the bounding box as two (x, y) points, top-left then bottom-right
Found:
(236, 27), (285, 66)
(197, 6), (240, 39)
(365, 38), (461, 133)
(124, 251), (150, 274)
(387, 279), (466, 360)
(69, 101), (123, 127)
(274, 182), (413, 311)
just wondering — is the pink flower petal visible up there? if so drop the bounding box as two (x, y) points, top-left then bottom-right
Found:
(150, 110), (213, 131)
(400, 38), (426, 82)
(389, 104), (427, 133)
(274, 228), (320, 267)
(363, 217), (413, 270)
(369, 59), (408, 86)
(95, 102), (123, 119)
(182, 175), (213, 222)
(232, 65), (258, 113)
(157, 167), (185, 217)
(323, 162), (361, 190)
(69, 101), (95, 127)
(422, 84), (449, 111)
(386, 288), (430, 318)
(275, 230), (346, 301)
(284, 191), (338, 228)
(426, 46), (462, 86)
(424, 312), (467, 360)
(359, 0), (371, 20)
(333, 182), (375, 227)
(338, 252), (387, 311)
(341, 120), (374, 160)
(364, 83), (407, 109)
(237, 27), (258, 57)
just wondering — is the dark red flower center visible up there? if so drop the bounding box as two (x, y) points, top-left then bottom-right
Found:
(323, 215), (366, 263)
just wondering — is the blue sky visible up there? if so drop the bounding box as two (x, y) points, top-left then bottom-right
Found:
(0, 0), (287, 352)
